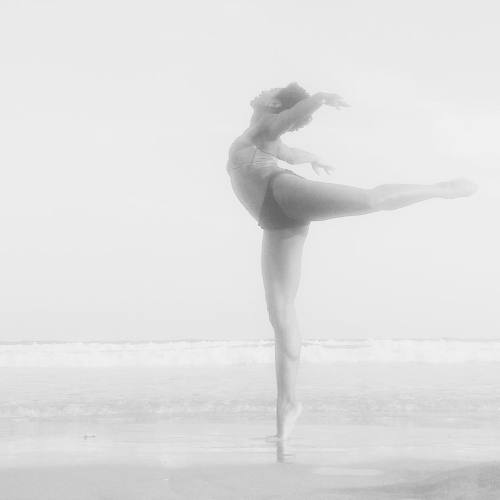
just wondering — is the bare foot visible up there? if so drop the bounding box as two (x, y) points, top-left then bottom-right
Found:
(277, 402), (303, 441)
(437, 178), (478, 199)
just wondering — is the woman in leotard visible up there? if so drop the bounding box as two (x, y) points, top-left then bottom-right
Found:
(226, 82), (477, 442)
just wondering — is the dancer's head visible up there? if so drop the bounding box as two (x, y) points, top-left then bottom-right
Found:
(250, 82), (312, 131)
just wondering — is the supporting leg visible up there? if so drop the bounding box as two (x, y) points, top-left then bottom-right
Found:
(261, 225), (309, 440)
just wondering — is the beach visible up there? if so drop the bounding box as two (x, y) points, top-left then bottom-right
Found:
(3, 339), (500, 498)
(3, 419), (500, 499)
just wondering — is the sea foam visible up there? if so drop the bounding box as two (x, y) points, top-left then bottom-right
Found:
(1, 339), (500, 367)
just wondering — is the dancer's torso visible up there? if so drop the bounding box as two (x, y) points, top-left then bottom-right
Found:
(226, 130), (287, 225)
(226, 127), (282, 171)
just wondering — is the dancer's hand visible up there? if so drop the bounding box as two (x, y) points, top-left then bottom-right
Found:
(320, 93), (350, 109)
(311, 160), (335, 176)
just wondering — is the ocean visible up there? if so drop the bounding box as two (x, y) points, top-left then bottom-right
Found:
(2, 338), (500, 427)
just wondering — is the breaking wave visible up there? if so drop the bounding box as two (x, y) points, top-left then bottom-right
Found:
(1, 339), (500, 367)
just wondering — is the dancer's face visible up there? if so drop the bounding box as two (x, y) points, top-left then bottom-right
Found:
(250, 88), (282, 111)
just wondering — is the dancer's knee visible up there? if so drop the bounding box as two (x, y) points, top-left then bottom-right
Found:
(330, 186), (379, 217)
(267, 303), (301, 360)
(366, 186), (388, 212)
(267, 302), (293, 332)
(333, 187), (379, 216)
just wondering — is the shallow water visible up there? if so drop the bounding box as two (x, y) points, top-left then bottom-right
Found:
(2, 340), (500, 427)
(3, 341), (500, 499)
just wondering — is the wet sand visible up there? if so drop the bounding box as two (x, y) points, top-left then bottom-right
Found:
(2, 420), (500, 499)
(3, 460), (500, 499)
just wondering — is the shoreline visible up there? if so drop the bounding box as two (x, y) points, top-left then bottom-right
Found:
(3, 420), (500, 498)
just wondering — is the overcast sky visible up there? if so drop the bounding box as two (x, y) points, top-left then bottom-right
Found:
(0, 0), (498, 342)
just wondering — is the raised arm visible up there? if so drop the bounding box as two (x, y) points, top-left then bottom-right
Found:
(262, 92), (349, 140)
(264, 93), (325, 139)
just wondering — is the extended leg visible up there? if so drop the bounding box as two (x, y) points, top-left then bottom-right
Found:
(272, 175), (477, 221)
(261, 224), (309, 440)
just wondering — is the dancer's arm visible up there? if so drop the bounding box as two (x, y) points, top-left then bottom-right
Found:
(278, 143), (318, 165)
(278, 142), (335, 176)
(263, 92), (349, 139)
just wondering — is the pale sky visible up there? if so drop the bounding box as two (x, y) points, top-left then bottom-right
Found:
(0, 0), (498, 342)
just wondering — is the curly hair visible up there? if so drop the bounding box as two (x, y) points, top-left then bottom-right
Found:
(274, 82), (312, 131)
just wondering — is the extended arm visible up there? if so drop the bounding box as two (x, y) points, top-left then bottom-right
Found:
(262, 92), (349, 140)
(278, 143), (319, 165)
(264, 93), (325, 139)
(278, 142), (335, 176)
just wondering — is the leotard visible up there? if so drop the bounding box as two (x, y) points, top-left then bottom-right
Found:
(226, 141), (310, 230)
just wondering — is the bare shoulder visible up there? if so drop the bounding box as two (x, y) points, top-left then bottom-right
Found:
(244, 112), (292, 142)
(229, 121), (283, 156)
(229, 134), (254, 154)
(252, 114), (285, 140)
(227, 133), (256, 166)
